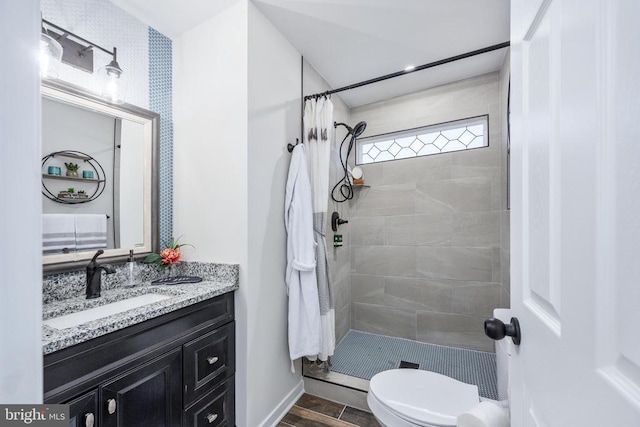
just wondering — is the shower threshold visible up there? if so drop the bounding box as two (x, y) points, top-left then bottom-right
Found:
(303, 330), (498, 400)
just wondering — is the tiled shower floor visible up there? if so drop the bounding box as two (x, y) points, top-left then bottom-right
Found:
(326, 330), (498, 400)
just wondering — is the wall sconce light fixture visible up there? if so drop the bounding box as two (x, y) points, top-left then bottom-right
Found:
(40, 18), (128, 104)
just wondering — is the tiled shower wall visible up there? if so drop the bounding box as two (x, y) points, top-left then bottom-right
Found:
(348, 72), (505, 352)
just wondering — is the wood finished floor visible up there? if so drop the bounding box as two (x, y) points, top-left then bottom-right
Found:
(279, 393), (381, 427)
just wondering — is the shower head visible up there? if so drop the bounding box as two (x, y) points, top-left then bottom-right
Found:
(334, 121), (367, 138)
(352, 121), (367, 137)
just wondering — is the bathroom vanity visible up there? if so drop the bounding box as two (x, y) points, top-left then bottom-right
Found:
(42, 264), (238, 427)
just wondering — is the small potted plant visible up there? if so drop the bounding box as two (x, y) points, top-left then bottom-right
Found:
(78, 190), (87, 199)
(64, 162), (79, 177)
(58, 187), (74, 199)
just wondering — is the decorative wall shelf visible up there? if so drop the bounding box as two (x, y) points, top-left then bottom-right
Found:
(41, 150), (106, 204)
(42, 174), (105, 183)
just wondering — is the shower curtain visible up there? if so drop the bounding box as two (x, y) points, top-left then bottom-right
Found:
(303, 97), (336, 364)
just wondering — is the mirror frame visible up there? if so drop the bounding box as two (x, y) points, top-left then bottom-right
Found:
(42, 79), (160, 274)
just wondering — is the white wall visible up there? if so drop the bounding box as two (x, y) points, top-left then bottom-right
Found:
(172, 0), (250, 424)
(174, 2), (308, 424)
(247, 3), (304, 425)
(0, 0), (43, 403)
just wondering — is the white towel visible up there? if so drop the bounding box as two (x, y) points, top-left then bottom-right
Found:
(43, 214), (76, 255)
(74, 214), (107, 251)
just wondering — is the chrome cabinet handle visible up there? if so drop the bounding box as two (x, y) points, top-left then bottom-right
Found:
(206, 413), (218, 423)
(206, 356), (219, 365)
(85, 413), (95, 427)
(107, 398), (117, 414)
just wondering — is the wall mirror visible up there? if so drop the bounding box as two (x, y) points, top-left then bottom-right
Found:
(42, 79), (159, 273)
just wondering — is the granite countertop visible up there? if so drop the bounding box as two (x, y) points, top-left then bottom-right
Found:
(42, 262), (239, 355)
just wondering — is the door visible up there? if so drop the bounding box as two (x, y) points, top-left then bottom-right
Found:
(100, 349), (182, 427)
(510, 0), (640, 425)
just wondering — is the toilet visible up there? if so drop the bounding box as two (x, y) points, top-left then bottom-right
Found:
(367, 309), (512, 427)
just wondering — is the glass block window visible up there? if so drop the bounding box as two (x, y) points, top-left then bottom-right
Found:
(356, 115), (489, 165)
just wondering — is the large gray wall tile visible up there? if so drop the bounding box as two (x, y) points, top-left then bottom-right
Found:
(500, 247), (510, 295)
(416, 246), (493, 281)
(417, 311), (493, 352)
(383, 155), (451, 184)
(334, 276), (351, 312)
(451, 145), (500, 168)
(492, 247), (501, 282)
(450, 146), (500, 179)
(491, 175), (501, 211)
(351, 274), (384, 304)
(336, 305), (350, 345)
(450, 282), (502, 317)
(500, 286), (510, 309)
(354, 303), (416, 340)
(384, 277), (452, 313)
(353, 246), (416, 277)
(351, 216), (384, 246)
(452, 212), (500, 246)
(351, 183), (416, 217)
(416, 177), (493, 214)
(385, 214), (452, 246)
(357, 163), (383, 186)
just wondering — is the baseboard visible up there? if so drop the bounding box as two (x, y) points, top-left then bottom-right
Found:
(259, 379), (304, 427)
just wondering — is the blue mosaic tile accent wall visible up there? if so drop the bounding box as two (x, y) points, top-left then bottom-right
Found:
(148, 28), (173, 246)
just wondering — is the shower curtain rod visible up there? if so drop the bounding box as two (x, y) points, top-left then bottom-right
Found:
(303, 41), (510, 101)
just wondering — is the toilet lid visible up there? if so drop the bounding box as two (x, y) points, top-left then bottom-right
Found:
(369, 369), (479, 427)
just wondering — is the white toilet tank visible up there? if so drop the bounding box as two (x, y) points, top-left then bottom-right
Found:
(493, 308), (512, 402)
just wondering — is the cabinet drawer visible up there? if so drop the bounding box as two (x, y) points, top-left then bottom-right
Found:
(183, 321), (235, 406)
(183, 378), (234, 427)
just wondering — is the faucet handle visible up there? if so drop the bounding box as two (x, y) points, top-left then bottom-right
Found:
(88, 250), (105, 265)
(102, 264), (116, 274)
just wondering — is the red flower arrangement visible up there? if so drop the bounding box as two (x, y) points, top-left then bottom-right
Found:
(144, 237), (193, 269)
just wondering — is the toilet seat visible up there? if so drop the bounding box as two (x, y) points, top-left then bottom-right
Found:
(368, 369), (480, 427)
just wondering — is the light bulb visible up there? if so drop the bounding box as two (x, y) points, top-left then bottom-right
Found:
(40, 33), (62, 79)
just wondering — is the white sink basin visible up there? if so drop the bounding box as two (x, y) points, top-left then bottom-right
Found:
(44, 294), (172, 330)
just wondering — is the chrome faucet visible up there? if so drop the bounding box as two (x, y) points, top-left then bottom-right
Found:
(86, 250), (116, 299)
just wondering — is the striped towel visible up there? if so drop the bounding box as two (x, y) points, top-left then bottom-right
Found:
(75, 214), (107, 251)
(43, 214), (76, 255)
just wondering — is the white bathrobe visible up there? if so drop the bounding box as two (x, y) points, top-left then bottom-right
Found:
(285, 144), (322, 361)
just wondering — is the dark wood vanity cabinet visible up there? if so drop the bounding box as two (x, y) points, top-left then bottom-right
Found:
(44, 292), (236, 427)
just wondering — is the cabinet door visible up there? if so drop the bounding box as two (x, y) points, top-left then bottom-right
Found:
(67, 390), (98, 427)
(100, 349), (182, 427)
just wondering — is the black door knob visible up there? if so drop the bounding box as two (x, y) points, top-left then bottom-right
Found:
(484, 317), (521, 345)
